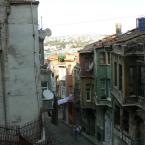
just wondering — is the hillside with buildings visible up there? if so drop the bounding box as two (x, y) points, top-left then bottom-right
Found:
(43, 34), (106, 58)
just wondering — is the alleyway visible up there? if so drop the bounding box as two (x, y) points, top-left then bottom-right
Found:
(43, 112), (94, 145)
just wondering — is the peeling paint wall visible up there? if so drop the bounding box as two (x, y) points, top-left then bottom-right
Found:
(3, 3), (41, 125)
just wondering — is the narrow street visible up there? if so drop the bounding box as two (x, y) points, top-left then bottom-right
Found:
(44, 112), (94, 145)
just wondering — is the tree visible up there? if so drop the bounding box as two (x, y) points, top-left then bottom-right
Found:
(58, 55), (66, 62)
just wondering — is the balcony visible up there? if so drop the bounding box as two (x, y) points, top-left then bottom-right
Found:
(40, 65), (51, 82)
(97, 64), (111, 79)
(114, 127), (132, 145)
(124, 95), (144, 108)
(81, 94), (96, 109)
(111, 87), (123, 104)
(96, 97), (112, 107)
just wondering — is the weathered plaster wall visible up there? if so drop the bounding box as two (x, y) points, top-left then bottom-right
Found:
(5, 3), (41, 124)
(0, 0), (9, 123)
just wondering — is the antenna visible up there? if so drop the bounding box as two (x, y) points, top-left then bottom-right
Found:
(41, 16), (43, 30)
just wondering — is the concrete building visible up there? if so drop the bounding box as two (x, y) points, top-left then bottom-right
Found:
(0, 0), (10, 125)
(0, 0), (41, 125)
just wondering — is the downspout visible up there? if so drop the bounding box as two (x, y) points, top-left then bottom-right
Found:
(0, 23), (8, 126)
(30, 2), (40, 112)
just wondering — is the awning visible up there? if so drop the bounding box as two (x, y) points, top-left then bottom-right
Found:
(57, 95), (73, 105)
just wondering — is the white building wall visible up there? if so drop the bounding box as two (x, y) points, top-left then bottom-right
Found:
(4, 2), (41, 125)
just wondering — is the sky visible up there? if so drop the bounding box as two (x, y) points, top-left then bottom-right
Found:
(38, 0), (145, 37)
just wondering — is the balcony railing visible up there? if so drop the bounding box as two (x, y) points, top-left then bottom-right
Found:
(111, 87), (123, 104)
(124, 95), (144, 108)
(0, 119), (42, 145)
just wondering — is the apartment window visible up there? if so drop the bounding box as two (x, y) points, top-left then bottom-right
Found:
(106, 79), (111, 98)
(114, 62), (117, 86)
(68, 65), (71, 75)
(85, 59), (93, 71)
(114, 105), (120, 126)
(129, 66), (136, 95)
(122, 109), (129, 132)
(85, 61), (89, 71)
(61, 86), (65, 98)
(100, 52), (106, 64)
(41, 82), (47, 90)
(86, 84), (91, 101)
(107, 52), (111, 64)
(100, 79), (106, 99)
(119, 64), (122, 91)
(138, 65), (144, 97)
(41, 82), (48, 98)
(100, 79), (110, 99)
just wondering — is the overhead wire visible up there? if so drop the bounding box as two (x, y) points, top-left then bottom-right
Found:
(39, 15), (140, 27)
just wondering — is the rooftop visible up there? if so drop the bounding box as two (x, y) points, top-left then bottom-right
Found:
(10, 0), (39, 5)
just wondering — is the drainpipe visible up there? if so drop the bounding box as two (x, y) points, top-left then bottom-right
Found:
(0, 24), (8, 126)
(30, 2), (40, 112)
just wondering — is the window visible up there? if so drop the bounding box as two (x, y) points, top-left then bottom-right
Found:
(100, 52), (106, 64)
(119, 64), (122, 91)
(100, 79), (106, 99)
(138, 65), (144, 97)
(41, 82), (47, 90)
(85, 59), (93, 71)
(41, 81), (48, 98)
(100, 79), (110, 99)
(129, 66), (136, 95)
(114, 105), (120, 126)
(106, 79), (111, 98)
(122, 109), (129, 132)
(61, 86), (66, 98)
(107, 52), (111, 64)
(68, 65), (71, 75)
(86, 84), (91, 101)
(114, 62), (117, 86)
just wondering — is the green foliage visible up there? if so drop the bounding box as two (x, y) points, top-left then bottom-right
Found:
(58, 55), (66, 62)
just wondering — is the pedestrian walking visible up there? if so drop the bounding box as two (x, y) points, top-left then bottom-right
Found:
(78, 125), (82, 135)
(74, 127), (78, 140)
(72, 125), (75, 137)
(76, 126), (80, 135)
(72, 125), (78, 140)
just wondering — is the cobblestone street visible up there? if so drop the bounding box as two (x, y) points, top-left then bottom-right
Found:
(44, 112), (94, 145)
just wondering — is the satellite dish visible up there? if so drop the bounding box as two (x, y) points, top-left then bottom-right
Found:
(44, 28), (52, 37)
(43, 89), (54, 100)
(39, 28), (52, 39)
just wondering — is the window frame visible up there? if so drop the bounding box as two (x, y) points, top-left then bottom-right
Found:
(85, 84), (92, 102)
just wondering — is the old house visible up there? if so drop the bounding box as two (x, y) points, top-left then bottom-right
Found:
(47, 53), (79, 125)
(79, 44), (96, 136)
(93, 35), (116, 145)
(111, 28), (145, 145)
(79, 35), (115, 145)
(0, 0), (41, 125)
(73, 62), (81, 125)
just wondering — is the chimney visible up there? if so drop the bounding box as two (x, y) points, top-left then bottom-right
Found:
(115, 23), (122, 35)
